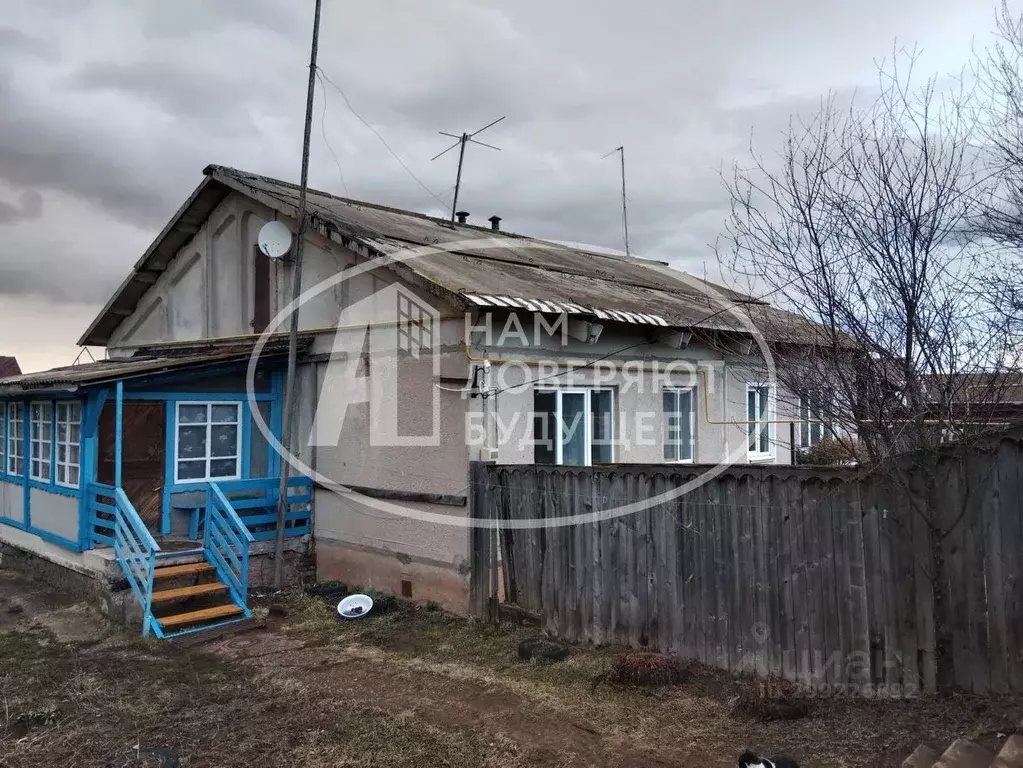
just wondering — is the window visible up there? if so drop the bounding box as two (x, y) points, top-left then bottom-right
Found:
(396, 293), (432, 359)
(533, 388), (615, 466)
(747, 385), (773, 461)
(55, 402), (82, 488)
(175, 402), (242, 483)
(5, 403), (22, 476)
(0, 404), (5, 473)
(663, 388), (696, 462)
(798, 391), (833, 449)
(29, 402), (53, 482)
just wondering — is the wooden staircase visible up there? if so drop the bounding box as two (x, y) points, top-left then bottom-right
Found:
(902, 735), (1023, 768)
(147, 551), (247, 637)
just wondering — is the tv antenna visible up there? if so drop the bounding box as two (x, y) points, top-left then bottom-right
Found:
(603, 145), (630, 258)
(432, 116), (505, 226)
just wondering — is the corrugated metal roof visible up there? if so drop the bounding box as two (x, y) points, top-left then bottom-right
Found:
(80, 164), (822, 346)
(0, 336), (305, 395)
(464, 293), (670, 326)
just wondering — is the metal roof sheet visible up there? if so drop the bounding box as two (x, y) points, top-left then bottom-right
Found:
(80, 165), (823, 346)
(0, 336), (305, 395)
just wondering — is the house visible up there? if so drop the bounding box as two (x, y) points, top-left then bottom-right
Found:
(0, 357), (21, 378)
(0, 165), (823, 625)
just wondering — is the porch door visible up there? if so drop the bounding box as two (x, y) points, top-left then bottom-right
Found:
(98, 401), (166, 531)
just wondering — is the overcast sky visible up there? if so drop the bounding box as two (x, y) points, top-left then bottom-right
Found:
(0, 0), (1012, 372)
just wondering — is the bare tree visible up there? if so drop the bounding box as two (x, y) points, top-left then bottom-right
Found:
(719, 49), (1016, 692)
(976, 2), (1023, 339)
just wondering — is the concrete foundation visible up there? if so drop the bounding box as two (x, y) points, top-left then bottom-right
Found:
(315, 537), (469, 614)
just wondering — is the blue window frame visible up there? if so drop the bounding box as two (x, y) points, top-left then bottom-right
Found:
(6, 402), (24, 477)
(29, 402), (53, 482)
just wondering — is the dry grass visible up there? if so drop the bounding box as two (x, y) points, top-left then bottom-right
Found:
(1, 586), (1021, 767)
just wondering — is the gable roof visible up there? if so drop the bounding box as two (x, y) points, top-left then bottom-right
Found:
(0, 357), (20, 378)
(80, 165), (819, 347)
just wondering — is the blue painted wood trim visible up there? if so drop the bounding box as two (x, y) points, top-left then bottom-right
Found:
(28, 481), (78, 498)
(114, 381), (123, 489)
(0, 516), (82, 552)
(22, 403), (29, 529)
(269, 371), (284, 478)
(125, 392), (273, 402)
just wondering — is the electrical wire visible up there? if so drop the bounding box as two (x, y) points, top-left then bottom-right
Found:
(314, 72), (350, 197)
(315, 65), (452, 209)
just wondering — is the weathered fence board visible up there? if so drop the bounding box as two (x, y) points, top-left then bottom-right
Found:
(469, 432), (1023, 695)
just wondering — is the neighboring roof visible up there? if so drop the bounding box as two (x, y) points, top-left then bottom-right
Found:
(0, 357), (21, 378)
(921, 372), (1023, 406)
(0, 336), (308, 396)
(80, 165), (819, 347)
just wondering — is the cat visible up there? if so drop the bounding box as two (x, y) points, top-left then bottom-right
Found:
(738, 749), (801, 768)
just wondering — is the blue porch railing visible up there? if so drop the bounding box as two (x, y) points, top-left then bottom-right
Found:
(90, 483), (162, 637)
(206, 476), (313, 541)
(204, 483), (254, 607)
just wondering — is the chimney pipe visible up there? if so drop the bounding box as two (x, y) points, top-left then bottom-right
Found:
(455, 211), (470, 225)
(488, 215), (502, 231)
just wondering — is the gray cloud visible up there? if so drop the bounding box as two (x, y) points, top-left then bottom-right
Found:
(0, 0), (1007, 368)
(0, 189), (42, 224)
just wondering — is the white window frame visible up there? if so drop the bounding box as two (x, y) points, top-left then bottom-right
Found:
(663, 387), (696, 463)
(6, 402), (23, 477)
(0, 402), (5, 474)
(534, 387), (616, 466)
(798, 391), (832, 449)
(173, 401), (243, 484)
(29, 402), (53, 482)
(55, 402), (82, 489)
(746, 385), (775, 462)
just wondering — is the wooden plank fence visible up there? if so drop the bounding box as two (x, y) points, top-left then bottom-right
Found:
(468, 434), (1023, 695)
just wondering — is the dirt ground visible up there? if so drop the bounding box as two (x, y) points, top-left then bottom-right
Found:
(1, 569), (1021, 767)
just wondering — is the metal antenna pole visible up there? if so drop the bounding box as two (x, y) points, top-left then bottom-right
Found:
(619, 146), (630, 258)
(450, 133), (468, 226)
(274, 0), (322, 589)
(603, 145), (631, 257)
(433, 116), (505, 227)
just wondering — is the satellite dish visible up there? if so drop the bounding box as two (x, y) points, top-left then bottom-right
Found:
(257, 221), (293, 259)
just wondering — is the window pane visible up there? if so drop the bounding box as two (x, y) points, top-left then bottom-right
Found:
(561, 392), (586, 466)
(533, 390), (556, 464)
(591, 389), (614, 464)
(210, 425), (238, 458)
(678, 390), (693, 461)
(178, 426), (207, 458)
(747, 389), (757, 450)
(179, 404), (208, 424)
(209, 458), (237, 478)
(177, 460), (205, 480)
(212, 404), (239, 423)
(69, 467), (80, 486)
(663, 390), (678, 461)
(759, 423), (770, 454)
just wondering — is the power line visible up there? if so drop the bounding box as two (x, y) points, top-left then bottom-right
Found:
(316, 66), (452, 209)
(314, 71), (349, 197)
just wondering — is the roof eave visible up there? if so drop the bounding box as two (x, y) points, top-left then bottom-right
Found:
(78, 174), (233, 347)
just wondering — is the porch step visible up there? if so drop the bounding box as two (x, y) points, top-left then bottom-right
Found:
(152, 562), (214, 579)
(932, 739), (994, 768)
(157, 603), (244, 629)
(151, 582), (228, 603)
(992, 736), (1023, 768)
